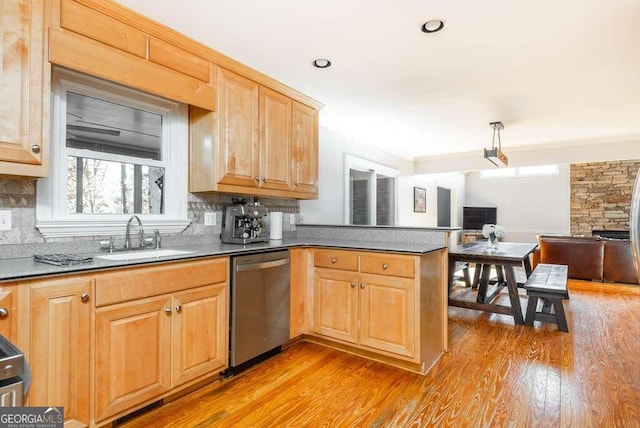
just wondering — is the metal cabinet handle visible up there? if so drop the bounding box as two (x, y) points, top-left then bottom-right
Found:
(81, 293), (89, 303)
(261, 177), (266, 182)
(31, 144), (41, 154)
(0, 308), (8, 317)
(165, 307), (172, 315)
(360, 283), (366, 289)
(330, 257), (337, 264)
(382, 263), (388, 270)
(175, 305), (182, 313)
(350, 282), (356, 288)
(254, 176), (260, 182)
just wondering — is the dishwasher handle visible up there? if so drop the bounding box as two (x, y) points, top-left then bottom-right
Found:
(236, 258), (290, 272)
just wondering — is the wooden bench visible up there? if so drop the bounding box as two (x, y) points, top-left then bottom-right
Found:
(524, 264), (569, 332)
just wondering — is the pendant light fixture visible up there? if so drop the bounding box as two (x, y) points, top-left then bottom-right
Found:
(484, 121), (509, 167)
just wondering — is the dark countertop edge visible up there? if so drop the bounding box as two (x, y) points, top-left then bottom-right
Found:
(0, 239), (447, 283)
(297, 224), (460, 232)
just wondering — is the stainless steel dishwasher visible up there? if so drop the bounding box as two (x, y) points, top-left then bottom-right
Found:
(229, 250), (290, 371)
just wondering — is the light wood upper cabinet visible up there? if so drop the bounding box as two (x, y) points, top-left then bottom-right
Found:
(260, 86), (292, 191)
(0, 0), (49, 178)
(28, 277), (92, 426)
(190, 68), (320, 199)
(217, 68), (260, 188)
(50, 0), (216, 110)
(292, 101), (319, 195)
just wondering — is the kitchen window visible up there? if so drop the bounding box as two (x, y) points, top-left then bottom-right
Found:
(345, 155), (398, 225)
(36, 69), (189, 238)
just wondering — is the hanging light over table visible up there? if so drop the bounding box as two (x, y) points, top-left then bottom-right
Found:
(484, 121), (509, 167)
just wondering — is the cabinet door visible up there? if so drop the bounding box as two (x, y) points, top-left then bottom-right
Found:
(95, 296), (172, 422)
(0, 288), (16, 342)
(0, 0), (48, 176)
(313, 268), (358, 344)
(260, 86), (292, 191)
(217, 68), (260, 188)
(292, 101), (318, 195)
(172, 284), (228, 387)
(359, 274), (416, 358)
(29, 277), (91, 426)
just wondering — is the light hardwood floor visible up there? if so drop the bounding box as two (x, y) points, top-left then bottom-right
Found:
(120, 280), (640, 427)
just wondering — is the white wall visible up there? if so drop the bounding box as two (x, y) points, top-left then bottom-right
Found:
(398, 173), (465, 227)
(300, 126), (413, 225)
(465, 165), (571, 243)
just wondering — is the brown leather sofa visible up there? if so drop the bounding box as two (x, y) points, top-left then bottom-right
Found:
(531, 235), (638, 285)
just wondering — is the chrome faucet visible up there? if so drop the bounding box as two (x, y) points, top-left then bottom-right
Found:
(124, 215), (144, 249)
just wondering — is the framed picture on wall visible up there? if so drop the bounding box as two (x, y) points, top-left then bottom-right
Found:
(414, 187), (426, 213)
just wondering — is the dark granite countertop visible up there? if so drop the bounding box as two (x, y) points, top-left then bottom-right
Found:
(0, 238), (446, 282)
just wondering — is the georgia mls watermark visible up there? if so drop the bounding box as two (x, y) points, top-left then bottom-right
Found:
(0, 407), (63, 428)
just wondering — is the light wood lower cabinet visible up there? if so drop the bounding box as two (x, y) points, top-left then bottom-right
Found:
(94, 258), (229, 424)
(96, 295), (172, 421)
(96, 284), (227, 421)
(313, 268), (415, 358)
(28, 277), (92, 426)
(0, 286), (17, 342)
(309, 248), (447, 372)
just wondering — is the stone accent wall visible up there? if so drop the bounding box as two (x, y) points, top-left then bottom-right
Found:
(570, 160), (640, 235)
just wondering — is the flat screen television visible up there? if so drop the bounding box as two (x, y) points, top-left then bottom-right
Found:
(463, 206), (497, 231)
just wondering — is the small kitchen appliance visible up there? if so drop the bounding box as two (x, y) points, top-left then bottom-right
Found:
(221, 197), (268, 244)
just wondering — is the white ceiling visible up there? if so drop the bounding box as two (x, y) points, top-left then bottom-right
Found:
(116, 0), (640, 160)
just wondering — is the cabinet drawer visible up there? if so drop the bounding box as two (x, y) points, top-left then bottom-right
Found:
(314, 249), (358, 271)
(360, 253), (415, 278)
(95, 258), (228, 306)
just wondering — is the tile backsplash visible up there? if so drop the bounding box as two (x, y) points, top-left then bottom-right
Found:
(0, 177), (300, 258)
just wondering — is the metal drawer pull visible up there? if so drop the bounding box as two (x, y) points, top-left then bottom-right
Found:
(0, 308), (8, 317)
(165, 307), (172, 315)
(350, 282), (356, 288)
(360, 283), (366, 289)
(175, 305), (182, 313)
(81, 293), (90, 303)
(382, 263), (388, 270)
(31, 144), (41, 154)
(331, 258), (337, 264)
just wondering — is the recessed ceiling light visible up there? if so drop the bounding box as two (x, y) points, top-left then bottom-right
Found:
(312, 59), (332, 69)
(421, 19), (446, 33)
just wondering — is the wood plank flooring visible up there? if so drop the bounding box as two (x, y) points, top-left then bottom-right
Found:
(119, 280), (640, 427)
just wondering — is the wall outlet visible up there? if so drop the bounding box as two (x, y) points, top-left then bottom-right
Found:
(204, 212), (216, 226)
(289, 214), (296, 225)
(0, 210), (11, 231)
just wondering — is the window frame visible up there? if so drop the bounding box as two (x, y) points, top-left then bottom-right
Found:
(343, 155), (399, 225)
(36, 68), (190, 238)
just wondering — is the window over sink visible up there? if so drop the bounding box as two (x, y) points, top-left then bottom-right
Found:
(36, 68), (190, 238)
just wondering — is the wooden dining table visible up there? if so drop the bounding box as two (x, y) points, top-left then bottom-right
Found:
(447, 241), (538, 325)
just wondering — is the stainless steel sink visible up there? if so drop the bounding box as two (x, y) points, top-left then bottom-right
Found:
(95, 249), (193, 261)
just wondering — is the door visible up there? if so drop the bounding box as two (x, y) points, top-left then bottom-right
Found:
(217, 68), (260, 187)
(0, 0), (47, 173)
(260, 86), (292, 191)
(95, 296), (172, 421)
(313, 268), (358, 344)
(29, 278), (92, 426)
(172, 284), (227, 386)
(437, 187), (451, 227)
(359, 274), (415, 358)
(292, 102), (318, 195)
